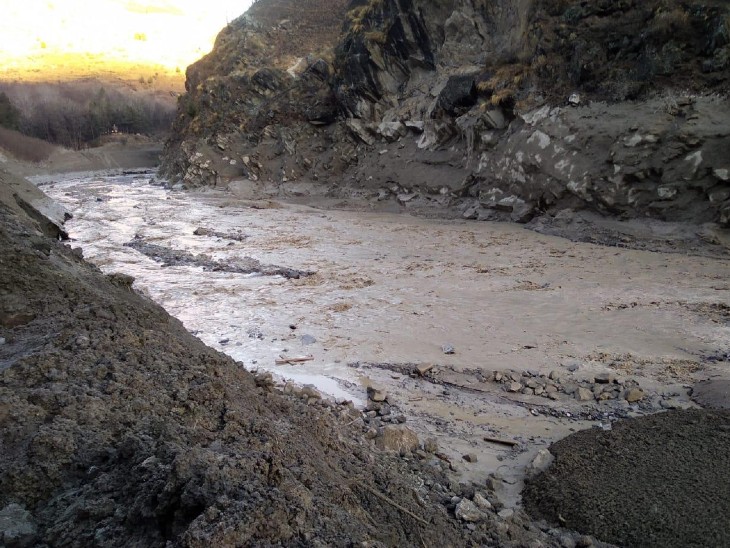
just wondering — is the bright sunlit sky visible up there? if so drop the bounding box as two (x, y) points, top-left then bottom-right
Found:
(0, 0), (255, 71)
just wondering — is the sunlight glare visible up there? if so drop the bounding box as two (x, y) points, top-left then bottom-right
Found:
(0, 0), (255, 73)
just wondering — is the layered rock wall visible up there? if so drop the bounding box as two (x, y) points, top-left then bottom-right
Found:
(161, 0), (730, 226)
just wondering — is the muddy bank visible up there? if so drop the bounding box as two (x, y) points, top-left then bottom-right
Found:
(1, 137), (162, 179)
(523, 409), (730, 548)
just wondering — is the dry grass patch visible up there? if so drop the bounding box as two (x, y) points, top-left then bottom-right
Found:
(0, 127), (57, 163)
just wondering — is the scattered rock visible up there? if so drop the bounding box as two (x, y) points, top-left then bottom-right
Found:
(377, 121), (406, 141)
(0, 337), (5, 345)
(498, 508), (515, 520)
(376, 425), (419, 454)
(624, 388), (645, 403)
(397, 193), (418, 206)
(594, 373), (615, 384)
(462, 453), (478, 463)
(576, 387), (594, 401)
(416, 363), (434, 376)
(300, 386), (322, 400)
(455, 499), (484, 523)
(300, 334), (317, 345)
(473, 492), (493, 511)
(511, 201), (536, 224)
(549, 370), (562, 381)
(442, 343), (455, 355)
(526, 449), (555, 478)
(367, 387), (388, 403)
(508, 382), (523, 393)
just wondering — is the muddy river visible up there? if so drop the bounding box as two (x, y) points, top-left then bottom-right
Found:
(39, 170), (730, 507)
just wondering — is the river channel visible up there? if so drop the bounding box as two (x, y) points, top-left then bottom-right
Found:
(37, 169), (730, 505)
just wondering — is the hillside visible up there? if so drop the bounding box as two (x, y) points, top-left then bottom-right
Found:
(161, 0), (730, 229)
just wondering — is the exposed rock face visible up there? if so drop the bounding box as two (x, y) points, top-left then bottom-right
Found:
(160, 0), (350, 188)
(161, 0), (730, 226)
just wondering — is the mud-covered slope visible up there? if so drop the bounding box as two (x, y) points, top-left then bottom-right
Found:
(161, 0), (730, 227)
(1, 170), (557, 546)
(523, 409), (730, 548)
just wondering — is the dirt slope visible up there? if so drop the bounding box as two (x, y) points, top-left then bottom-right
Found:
(523, 409), (730, 548)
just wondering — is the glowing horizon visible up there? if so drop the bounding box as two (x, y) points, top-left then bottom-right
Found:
(0, 0), (255, 75)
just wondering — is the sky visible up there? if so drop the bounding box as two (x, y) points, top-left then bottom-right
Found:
(0, 0), (255, 71)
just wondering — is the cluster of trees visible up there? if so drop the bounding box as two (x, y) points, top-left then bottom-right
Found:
(0, 82), (176, 150)
(0, 92), (20, 130)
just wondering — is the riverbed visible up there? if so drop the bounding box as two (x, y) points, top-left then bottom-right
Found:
(39, 170), (730, 506)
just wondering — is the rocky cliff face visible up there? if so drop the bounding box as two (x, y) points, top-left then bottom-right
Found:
(161, 0), (730, 227)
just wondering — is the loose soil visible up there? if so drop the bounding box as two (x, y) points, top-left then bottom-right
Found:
(523, 409), (730, 548)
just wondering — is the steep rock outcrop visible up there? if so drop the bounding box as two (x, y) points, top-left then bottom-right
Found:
(161, 0), (730, 226)
(160, 0), (350, 187)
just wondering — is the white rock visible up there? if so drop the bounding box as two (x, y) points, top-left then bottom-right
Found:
(685, 150), (703, 169)
(657, 186), (678, 199)
(473, 493), (493, 511)
(498, 508), (515, 520)
(377, 121), (406, 141)
(404, 120), (424, 132)
(526, 449), (555, 477)
(624, 134), (643, 147)
(455, 499), (484, 522)
(527, 130), (551, 150)
(520, 105), (551, 126)
(713, 168), (729, 181)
